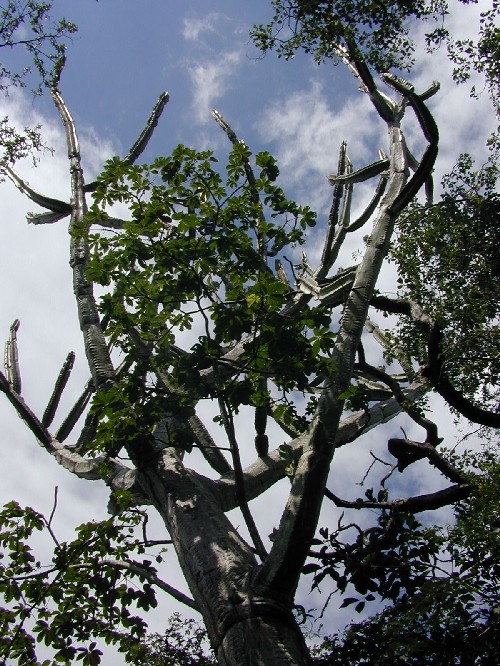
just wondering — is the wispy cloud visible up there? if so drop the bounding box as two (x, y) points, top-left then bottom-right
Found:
(188, 50), (242, 124)
(256, 80), (384, 197)
(181, 13), (222, 42)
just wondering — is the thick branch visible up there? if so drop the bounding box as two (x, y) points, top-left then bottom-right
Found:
(51, 87), (115, 390)
(371, 295), (500, 428)
(326, 484), (472, 513)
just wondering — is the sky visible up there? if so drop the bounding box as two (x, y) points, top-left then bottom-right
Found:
(0, 0), (498, 661)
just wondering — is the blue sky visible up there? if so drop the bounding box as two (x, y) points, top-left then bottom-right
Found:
(0, 0), (498, 659)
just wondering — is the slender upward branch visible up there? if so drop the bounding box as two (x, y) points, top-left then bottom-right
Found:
(51, 87), (115, 390)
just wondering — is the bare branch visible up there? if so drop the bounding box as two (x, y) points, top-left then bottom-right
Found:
(56, 379), (93, 443)
(123, 92), (170, 165)
(4, 318), (21, 394)
(188, 413), (232, 475)
(84, 92), (170, 193)
(317, 141), (349, 279)
(97, 558), (199, 611)
(42, 351), (75, 428)
(218, 395), (268, 561)
(2, 164), (71, 214)
(27, 210), (70, 225)
(328, 157), (389, 186)
(0, 367), (52, 447)
(51, 87), (115, 390)
(345, 173), (387, 233)
(387, 438), (467, 483)
(357, 361), (438, 444)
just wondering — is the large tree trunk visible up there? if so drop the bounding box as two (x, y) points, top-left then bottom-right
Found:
(139, 451), (311, 665)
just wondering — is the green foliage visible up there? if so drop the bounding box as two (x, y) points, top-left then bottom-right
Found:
(312, 594), (500, 665)
(391, 155), (500, 414)
(0, 1), (77, 166)
(84, 142), (335, 454)
(446, 1), (500, 127)
(0, 502), (166, 664)
(138, 614), (216, 665)
(311, 509), (445, 606)
(252, 0), (457, 72)
(310, 446), (500, 664)
(0, 0), (76, 93)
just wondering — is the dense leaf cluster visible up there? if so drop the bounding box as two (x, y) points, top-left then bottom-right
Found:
(391, 155), (500, 415)
(0, 502), (165, 664)
(83, 143), (334, 454)
(308, 446), (500, 664)
(137, 614), (216, 666)
(0, 0), (76, 92)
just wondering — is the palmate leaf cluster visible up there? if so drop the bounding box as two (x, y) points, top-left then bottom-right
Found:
(0, 502), (165, 665)
(83, 142), (332, 454)
(391, 155), (500, 415)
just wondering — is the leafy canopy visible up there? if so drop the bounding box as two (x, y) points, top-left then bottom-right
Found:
(391, 155), (500, 416)
(83, 141), (332, 454)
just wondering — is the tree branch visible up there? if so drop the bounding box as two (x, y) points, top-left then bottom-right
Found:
(84, 92), (169, 192)
(387, 438), (467, 482)
(254, 63), (440, 601)
(97, 558), (198, 611)
(215, 379), (428, 512)
(325, 482), (472, 514)
(51, 86), (115, 390)
(42, 351), (75, 428)
(2, 164), (72, 214)
(371, 295), (500, 427)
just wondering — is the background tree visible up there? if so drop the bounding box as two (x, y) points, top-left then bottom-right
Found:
(0, 0), (76, 166)
(0, 2), (498, 664)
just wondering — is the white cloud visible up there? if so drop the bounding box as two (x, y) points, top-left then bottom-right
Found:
(188, 50), (242, 124)
(181, 12), (222, 42)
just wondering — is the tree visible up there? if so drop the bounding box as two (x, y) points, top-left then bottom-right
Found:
(0, 0), (76, 166)
(0, 2), (498, 664)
